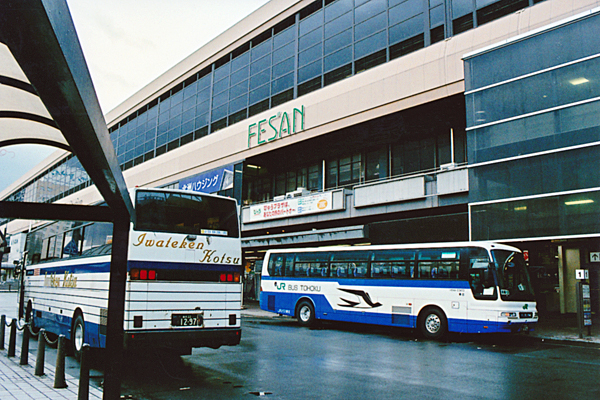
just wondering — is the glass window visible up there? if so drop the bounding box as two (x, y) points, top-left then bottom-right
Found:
(211, 104), (228, 121)
(196, 100), (210, 115)
(271, 73), (294, 94)
(430, 4), (445, 28)
(373, 249), (417, 278)
(135, 190), (239, 237)
(273, 42), (295, 63)
(251, 39), (272, 60)
(299, 43), (323, 67)
(251, 54), (271, 76)
(214, 63), (230, 82)
(230, 65), (249, 86)
(299, 60), (322, 83)
(355, 12), (386, 42)
(325, 0), (353, 23)
(62, 228), (82, 258)
(274, 26), (296, 49)
(182, 95), (196, 112)
(465, 13), (600, 91)
(418, 249), (460, 279)
(299, 9), (323, 36)
(389, 15), (424, 45)
(198, 88), (211, 104)
(355, 0), (387, 24)
(229, 94), (248, 113)
(389, 0), (423, 25)
(273, 57), (295, 79)
(231, 51), (250, 71)
(469, 101), (600, 164)
(325, 29), (352, 54)
(299, 28), (323, 51)
(250, 69), (271, 89)
(324, 10), (352, 38)
(195, 112), (209, 128)
(250, 84), (270, 104)
(355, 30), (386, 59)
(229, 80), (249, 99)
(213, 77), (229, 95)
(324, 46), (352, 72)
(81, 222), (113, 255)
(212, 90), (229, 108)
(198, 75), (211, 90)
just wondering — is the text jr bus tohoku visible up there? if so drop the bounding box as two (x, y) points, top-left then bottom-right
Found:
(260, 242), (537, 339)
(21, 188), (242, 359)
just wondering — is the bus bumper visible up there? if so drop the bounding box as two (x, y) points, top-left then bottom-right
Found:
(123, 327), (241, 353)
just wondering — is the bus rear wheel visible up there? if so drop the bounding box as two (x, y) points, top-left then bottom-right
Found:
(71, 314), (85, 362)
(296, 300), (315, 327)
(418, 307), (447, 340)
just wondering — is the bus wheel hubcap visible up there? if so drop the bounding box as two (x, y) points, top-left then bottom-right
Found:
(300, 306), (310, 321)
(425, 314), (440, 333)
(75, 324), (83, 350)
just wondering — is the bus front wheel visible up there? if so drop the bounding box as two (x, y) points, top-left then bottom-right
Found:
(71, 314), (85, 362)
(418, 307), (447, 340)
(296, 300), (315, 327)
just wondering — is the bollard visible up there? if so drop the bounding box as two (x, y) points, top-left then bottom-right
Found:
(35, 329), (46, 376)
(7, 318), (17, 357)
(53, 335), (68, 389)
(0, 315), (5, 350)
(20, 322), (30, 365)
(78, 344), (91, 400)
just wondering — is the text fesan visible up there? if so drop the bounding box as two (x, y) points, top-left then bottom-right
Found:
(248, 105), (305, 148)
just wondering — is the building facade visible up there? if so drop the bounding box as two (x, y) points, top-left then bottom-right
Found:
(1, 0), (599, 316)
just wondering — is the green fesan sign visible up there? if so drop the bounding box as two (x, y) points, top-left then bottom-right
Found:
(247, 105), (305, 148)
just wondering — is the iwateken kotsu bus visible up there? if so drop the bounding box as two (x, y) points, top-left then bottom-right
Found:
(260, 242), (537, 338)
(21, 188), (242, 360)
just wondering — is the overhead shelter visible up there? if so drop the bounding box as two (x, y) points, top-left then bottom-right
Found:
(0, 0), (134, 398)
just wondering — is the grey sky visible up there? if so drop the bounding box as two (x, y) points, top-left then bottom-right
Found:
(0, 0), (270, 193)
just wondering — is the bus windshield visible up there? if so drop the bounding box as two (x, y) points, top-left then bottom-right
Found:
(491, 250), (535, 301)
(135, 190), (239, 238)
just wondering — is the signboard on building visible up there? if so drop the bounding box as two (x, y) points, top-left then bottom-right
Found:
(247, 105), (305, 148)
(249, 191), (332, 222)
(590, 252), (600, 262)
(179, 165), (234, 194)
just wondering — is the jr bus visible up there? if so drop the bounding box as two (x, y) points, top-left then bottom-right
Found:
(19, 188), (242, 360)
(259, 242), (537, 339)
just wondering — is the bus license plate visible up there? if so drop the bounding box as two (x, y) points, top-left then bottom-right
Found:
(171, 313), (203, 327)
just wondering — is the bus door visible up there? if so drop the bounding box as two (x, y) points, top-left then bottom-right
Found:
(418, 248), (467, 332)
(466, 248), (498, 332)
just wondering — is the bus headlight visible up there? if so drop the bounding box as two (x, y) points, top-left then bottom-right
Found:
(500, 312), (518, 319)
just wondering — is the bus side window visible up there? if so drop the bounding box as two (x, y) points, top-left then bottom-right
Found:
(284, 255), (295, 277)
(331, 263), (348, 278)
(371, 262), (391, 278)
(268, 256), (284, 277)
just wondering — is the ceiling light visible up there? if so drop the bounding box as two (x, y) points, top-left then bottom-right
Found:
(569, 77), (589, 86)
(564, 199), (594, 206)
(514, 206), (527, 211)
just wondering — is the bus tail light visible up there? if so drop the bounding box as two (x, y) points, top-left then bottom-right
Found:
(220, 273), (241, 283)
(130, 269), (157, 280)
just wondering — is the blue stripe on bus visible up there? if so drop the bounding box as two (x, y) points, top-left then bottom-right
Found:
(27, 260), (241, 275)
(260, 276), (471, 289)
(260, 292), (534, 334)
(129, 260), (241, 272)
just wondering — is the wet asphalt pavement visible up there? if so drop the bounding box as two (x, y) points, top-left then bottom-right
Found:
(2, 291), (599, 400)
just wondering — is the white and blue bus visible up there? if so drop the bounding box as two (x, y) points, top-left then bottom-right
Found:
(20, 188), (242, 359)
(260, 242), (537, 339)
